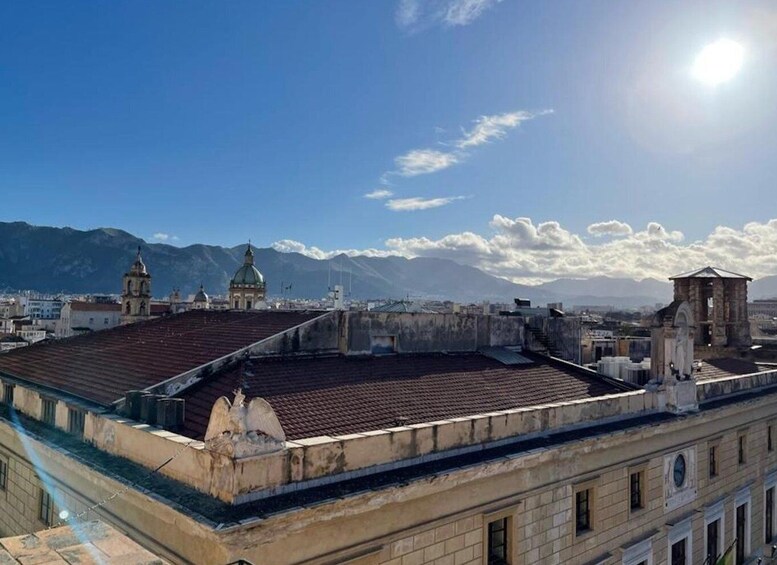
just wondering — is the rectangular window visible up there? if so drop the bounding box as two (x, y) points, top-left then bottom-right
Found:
(0, 459), (7, 491)
(2, 383), (13, 406)
(671, 539), (687, 565)
(736, 503), (747, 563)
(738, 434), (747, 465)
(39, 489), (54, 526)
(706, 519), (719, 563)
(41, 398), (56, 426)
(769, 425), (774, 452)
(67, 408), (85, 438)
(630, 470), (644, 510)
(709, 444), (718, 478)
(575, 489), (591, 534)
(487, 518), (508, 565)
(767, 487), (774, 543)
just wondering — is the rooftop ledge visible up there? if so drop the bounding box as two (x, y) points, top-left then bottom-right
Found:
(4, 367), (777, 505)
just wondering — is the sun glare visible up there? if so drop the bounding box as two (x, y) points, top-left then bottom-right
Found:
(692, 39), (744, 86)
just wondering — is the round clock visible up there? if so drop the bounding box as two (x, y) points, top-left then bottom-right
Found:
(673, 454), (686, 487)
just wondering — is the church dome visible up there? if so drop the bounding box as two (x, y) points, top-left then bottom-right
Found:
(231, 265), (265, 286)
(230, 243), (265, 287)
(193, 284), (209, 303)
(127, 247), (148, 276)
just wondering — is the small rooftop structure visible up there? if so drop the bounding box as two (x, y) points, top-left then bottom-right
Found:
(669, 265), (752, 350)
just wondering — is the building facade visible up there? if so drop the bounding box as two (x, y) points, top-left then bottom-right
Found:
(0, 272), (776, 565)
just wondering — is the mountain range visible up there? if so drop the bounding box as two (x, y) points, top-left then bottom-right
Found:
(1, 221), (775, 307)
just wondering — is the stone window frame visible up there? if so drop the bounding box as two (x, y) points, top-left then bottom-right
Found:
(0, 451), (8, 494)
(765, 471), (777, 544)
(734, 486), (752, 562)
(708, 437), (721, 480)
(628, 462), (648, 516)
(38, 487), (55, 526)
(621, 536), (653, 565)
(573, 477), (599, 540)
(703, 498), (726, 564)
(768, 421), (775, 454)
(482, 506), (516, 565)
(666, 516), (693, 565)
(737, 429), (748, 466)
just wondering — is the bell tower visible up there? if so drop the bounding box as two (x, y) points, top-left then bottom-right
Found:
(121, 246), (152, 324)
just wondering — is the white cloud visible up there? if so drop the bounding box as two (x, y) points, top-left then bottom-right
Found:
(587, 220), (634, 237)
(271, 239), (394, 260)
(152, 233), (179, 242)
(364, 189), (394, 200)
(396, 0), (502, 30)
(457, 110), (552, 149)
(386, 196), (466, 211)
(445, 0), (501, 26)
(274, 218), (777, 284)
(394, 149), (459, 177)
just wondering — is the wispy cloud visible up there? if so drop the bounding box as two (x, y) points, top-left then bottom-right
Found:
(457, 110), (552, 148)
(364, 189), (394, 200)
(394, 149), (460, 177)
(386, 110), (551, 179)
(386, 196), (465, 211)
(151, 232), (179, 242)
(396, 0), (503, 31)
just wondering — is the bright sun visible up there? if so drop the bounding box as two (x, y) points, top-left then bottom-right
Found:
(692, 39), (745, 86)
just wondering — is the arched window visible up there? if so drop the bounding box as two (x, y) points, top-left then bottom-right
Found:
(127, 280), (132, 293)
(139, 301), (147, 316)
(234, 300), (240, 309)
(140, 281), (146, 294)
(125, 302), (131, 315)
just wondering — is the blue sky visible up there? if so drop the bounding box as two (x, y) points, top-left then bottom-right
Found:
(2, 1), (776, 282)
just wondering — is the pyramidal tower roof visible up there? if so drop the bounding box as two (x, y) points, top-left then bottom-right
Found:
(669, 266), (752, 281)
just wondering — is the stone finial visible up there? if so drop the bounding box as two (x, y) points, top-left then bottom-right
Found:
(204, 389), (286, 458)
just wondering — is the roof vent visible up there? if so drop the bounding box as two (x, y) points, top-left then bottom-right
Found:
(155, 398), (185, 431)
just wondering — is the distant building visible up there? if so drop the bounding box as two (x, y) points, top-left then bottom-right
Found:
(15, 296), (63, 320)
(56, 301), (123, 338)
(121, 247), (153, 324)
(750, 298), (777, 320)
(228, 243), (266, 310)
(192, 284), (210, 310)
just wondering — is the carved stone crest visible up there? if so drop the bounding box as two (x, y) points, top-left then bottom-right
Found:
(204, 389), (286, 458)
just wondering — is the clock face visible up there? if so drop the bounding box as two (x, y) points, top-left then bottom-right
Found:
(673, 454), (686, 487)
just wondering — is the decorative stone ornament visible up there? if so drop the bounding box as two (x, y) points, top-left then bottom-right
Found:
(651, 300), (699, 414)
(204, 389), (286, 458)
(663, 447), (697, 512)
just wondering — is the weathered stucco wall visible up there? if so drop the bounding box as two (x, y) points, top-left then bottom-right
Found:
(342, 312), (523, 355)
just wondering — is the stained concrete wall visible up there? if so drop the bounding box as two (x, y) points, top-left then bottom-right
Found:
(341, 312), (523, 355)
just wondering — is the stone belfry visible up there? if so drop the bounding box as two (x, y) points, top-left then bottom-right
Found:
(121, 246), (152, 323)
(669, 266), (752, 354)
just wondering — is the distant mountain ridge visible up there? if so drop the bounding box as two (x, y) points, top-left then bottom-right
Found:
(0, 221), (746, 307)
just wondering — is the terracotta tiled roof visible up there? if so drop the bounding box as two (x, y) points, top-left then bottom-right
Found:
(0, 310), (324, 406)
(696, 357), (772, 381)
(68, 302), (121, 312)
(178, 352), (627, 441)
